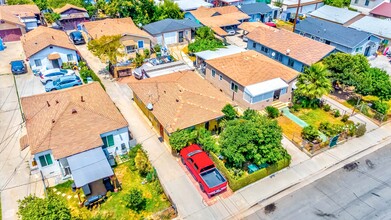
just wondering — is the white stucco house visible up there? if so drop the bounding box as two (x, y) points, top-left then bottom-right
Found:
(20, 83), (135, 191)
(21, 26), (78, 72)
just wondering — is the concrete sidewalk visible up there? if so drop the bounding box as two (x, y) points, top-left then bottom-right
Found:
(185, 123), (391, 219)
(323, 95), (379, 131)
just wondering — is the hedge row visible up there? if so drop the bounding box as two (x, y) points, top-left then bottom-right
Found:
(209, 152), (290, 191)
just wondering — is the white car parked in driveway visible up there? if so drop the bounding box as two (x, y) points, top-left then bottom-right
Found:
(39, 68), (75, 84)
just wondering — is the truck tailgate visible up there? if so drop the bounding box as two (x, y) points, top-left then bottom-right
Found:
(200, 168), (227, 189)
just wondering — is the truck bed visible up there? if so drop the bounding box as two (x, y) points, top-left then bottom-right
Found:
(200, 168), (227, 188)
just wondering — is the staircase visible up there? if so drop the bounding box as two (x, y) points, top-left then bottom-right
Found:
(259, 101), (289, 116)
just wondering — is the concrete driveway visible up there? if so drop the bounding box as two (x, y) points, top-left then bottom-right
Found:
(0, 40), (45, 219)
(0, 41), (27, 75)
(225, 34), (248, 48)
(369, 55), (391, 75)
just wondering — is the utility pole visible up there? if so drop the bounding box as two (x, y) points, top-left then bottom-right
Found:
(292, 0), (301, 32)
(13, 74), (25, 123)
(40, 170), (47, 197)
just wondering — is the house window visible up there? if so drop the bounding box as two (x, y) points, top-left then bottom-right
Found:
(126, 45), (136, 53)
(102, 135), (115, 148)
(67, 54), (73, 61)
(219, 74), (223, 80)
(137, 40), (144, 49)
(281, 87), (287, 95)
(261, 46), (269, 53)
(211, 69), (216, 77)
(231, 82), (238, 92)
(364, 0), (369, 6)
(355, 47), (362, 52)
(179, 31), (184, 43)
(252, 42), (256, 48)
(325, 40), (331, 45)
(38, 154), (53, 167)
(288, 58), (294, 67)
(34, 59), (42, 67)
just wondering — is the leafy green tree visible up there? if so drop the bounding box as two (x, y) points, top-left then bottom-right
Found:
(134, 53), (145, 67)
(295, 63), (332, 104)
(188, 27), (225, 53)
(242, 108), (260, 121)
(324, 0), (350, 7)
(44, 13), (61, 24)
(134, 149), (152, 176)
(33, 0), (48, 10)
(169, 129), (197, 151)
(355, 68), (391, 100)
(156, 0), (184, 20)
(88, 35), (124, 66)
(195, 127), (218, 153)
(18, 192), (71, 220)
(265, 106), (280, 119)
(219, 115), (288, 168)
(301, 125), (319, 142)
(124, 189), (146, 212)
(6, 0), (33, 4)
(372, 100), (390, 115)
(48, 0), (84, 8)
(221, 104), (237, 120)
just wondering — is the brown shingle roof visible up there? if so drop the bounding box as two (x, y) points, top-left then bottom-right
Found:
(82, 18), (151, 39)
(128, 71), (231, 133)
(238, 22), (266, 33)
(247, 24), (335, 66)
(21, 83), (128, 159)
(190, 6), (249, 33)
(54, 4), (87, 14)
(21, 26), (76, 58)
(0, 4), (40, 26)
(206, 50), (299, 86)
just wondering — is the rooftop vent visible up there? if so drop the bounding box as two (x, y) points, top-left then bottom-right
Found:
(55, 100), (59, 104)
(72, 109), (77, 114)
(147, 103), (153, 111)
(286, 49), (291, 55)
(176, 99), (179, 102)
(81, 96), (85, 102)
(46, 101), (50, 107)
(52, 119), (55, 123)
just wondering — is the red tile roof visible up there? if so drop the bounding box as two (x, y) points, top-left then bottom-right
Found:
(370, 2), (391, 18)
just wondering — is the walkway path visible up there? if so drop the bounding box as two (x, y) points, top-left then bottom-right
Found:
(322, 95), (379, 131)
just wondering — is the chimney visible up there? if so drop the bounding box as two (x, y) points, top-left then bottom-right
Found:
(46, 101), (50, 107)
(72, 109), (77, 114)
(81, 96), (85, 102)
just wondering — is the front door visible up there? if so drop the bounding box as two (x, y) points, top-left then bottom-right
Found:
(159, 124), (164, 139)
(52, 59), (60, 68)
(273, 89), (281, 100)
(364, 46), (371, 56)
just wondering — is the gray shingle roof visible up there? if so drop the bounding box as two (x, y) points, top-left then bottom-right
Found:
(309, 5), (360, 24)
(238, 2), (272, 15)
(295, 17), (372, 48)
(142, 19), (201, 35)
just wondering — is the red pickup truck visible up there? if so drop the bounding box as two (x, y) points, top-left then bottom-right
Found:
(180, 144), (227, 197)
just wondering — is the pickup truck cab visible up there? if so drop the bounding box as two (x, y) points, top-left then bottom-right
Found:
(180, 144), (227, 197)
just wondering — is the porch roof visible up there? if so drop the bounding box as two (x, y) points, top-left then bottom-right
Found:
(68, 147), (113, 187)
(244, 78), (288, 97)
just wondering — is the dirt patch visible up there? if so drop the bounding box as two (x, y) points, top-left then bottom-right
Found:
(264, 203), (277, 215)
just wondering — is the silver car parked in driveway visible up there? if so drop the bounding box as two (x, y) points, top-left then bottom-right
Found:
(39, 68), (75, 84)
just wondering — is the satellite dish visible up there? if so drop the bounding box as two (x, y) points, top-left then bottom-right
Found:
(147, 103), (153, 110)
(271, 52), (276, 57)
(286, 49), (291, 55)
(238, 5), (241, 8)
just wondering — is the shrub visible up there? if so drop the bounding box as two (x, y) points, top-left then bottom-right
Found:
(129, 144), (142, 170)
(222, 104), (237, 120)
(134, 53), (145, 68)
(301, 125), (319, 142)
(341, 114), (349, 122)
(346, 122), (357, 137)
(143, 49), (150, 58)
(134, 149), (152, 176)
(372, 100), (389, 115)
(124, 189), (146, 212)
(169, 129), (197, 151)
(356, 123), (366, 137)
(195, 127), (218, 153)
(153, 44), (161, 53)
(319, 122), (344, 137)
(291, 104), (301, 112)
(333, 109), (341, 117)
(265, 106), (280, 119)
(323, 104), (331, 112)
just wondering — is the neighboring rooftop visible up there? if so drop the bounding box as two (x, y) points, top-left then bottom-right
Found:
(194, 45), (246, 60)
(133, 61), (194, 78)
(295, 17), (373, 49)
(349, 16), (391, 39)
(0, 4), (40, 26)
(238, 2), (272, 15)
(128, 71), (231, 133)
(205, 50), (299, 86)
(238, 22), (267, 32)
(54, 4), (87, 14)
(21, 26), (76, 58)
(309, 5), (361, 24)
(21, 83), (128, 159)
(189, 6), (250, 35)
(82, 18), (151, 39)
(247, 24), (335, 65)
(279, 0), (323, 7)
(175, 0), (213, 11)
(370, 2), (391, 18)
(142, 19), (201, 35)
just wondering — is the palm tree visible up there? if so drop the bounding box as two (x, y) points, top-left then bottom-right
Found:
(295, 63), (332, 100)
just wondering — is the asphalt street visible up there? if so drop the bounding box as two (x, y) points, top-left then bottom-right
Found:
(244, 143), (391, 220)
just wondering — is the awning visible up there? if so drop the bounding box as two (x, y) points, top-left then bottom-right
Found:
(122, 39), (136, 46)
(67, 147), (113, 187)
(244, 78), (289, 97)
(48, 53), (61, 60)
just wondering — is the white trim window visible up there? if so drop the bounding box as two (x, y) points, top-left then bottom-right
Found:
(126, 45), (136, 54)
(34, 59), (42, 67)
(38, 154), (53, 167)
(211, 69), (216, 77)
(67, 54), (74, 61)
(231, 81), (238, 93)
(219, 74), (223, 80)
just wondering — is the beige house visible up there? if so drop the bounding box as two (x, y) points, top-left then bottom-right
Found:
(81, 18), (153, 58)
(204, 50), (299, 110)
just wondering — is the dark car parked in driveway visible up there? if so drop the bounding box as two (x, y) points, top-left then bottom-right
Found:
(69, 31), (86, 45)
(10, 60), (28, 75)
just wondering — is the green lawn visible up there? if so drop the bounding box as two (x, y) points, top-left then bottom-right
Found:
(52, 162), (171, 219)
(294, 108), (344, 128)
